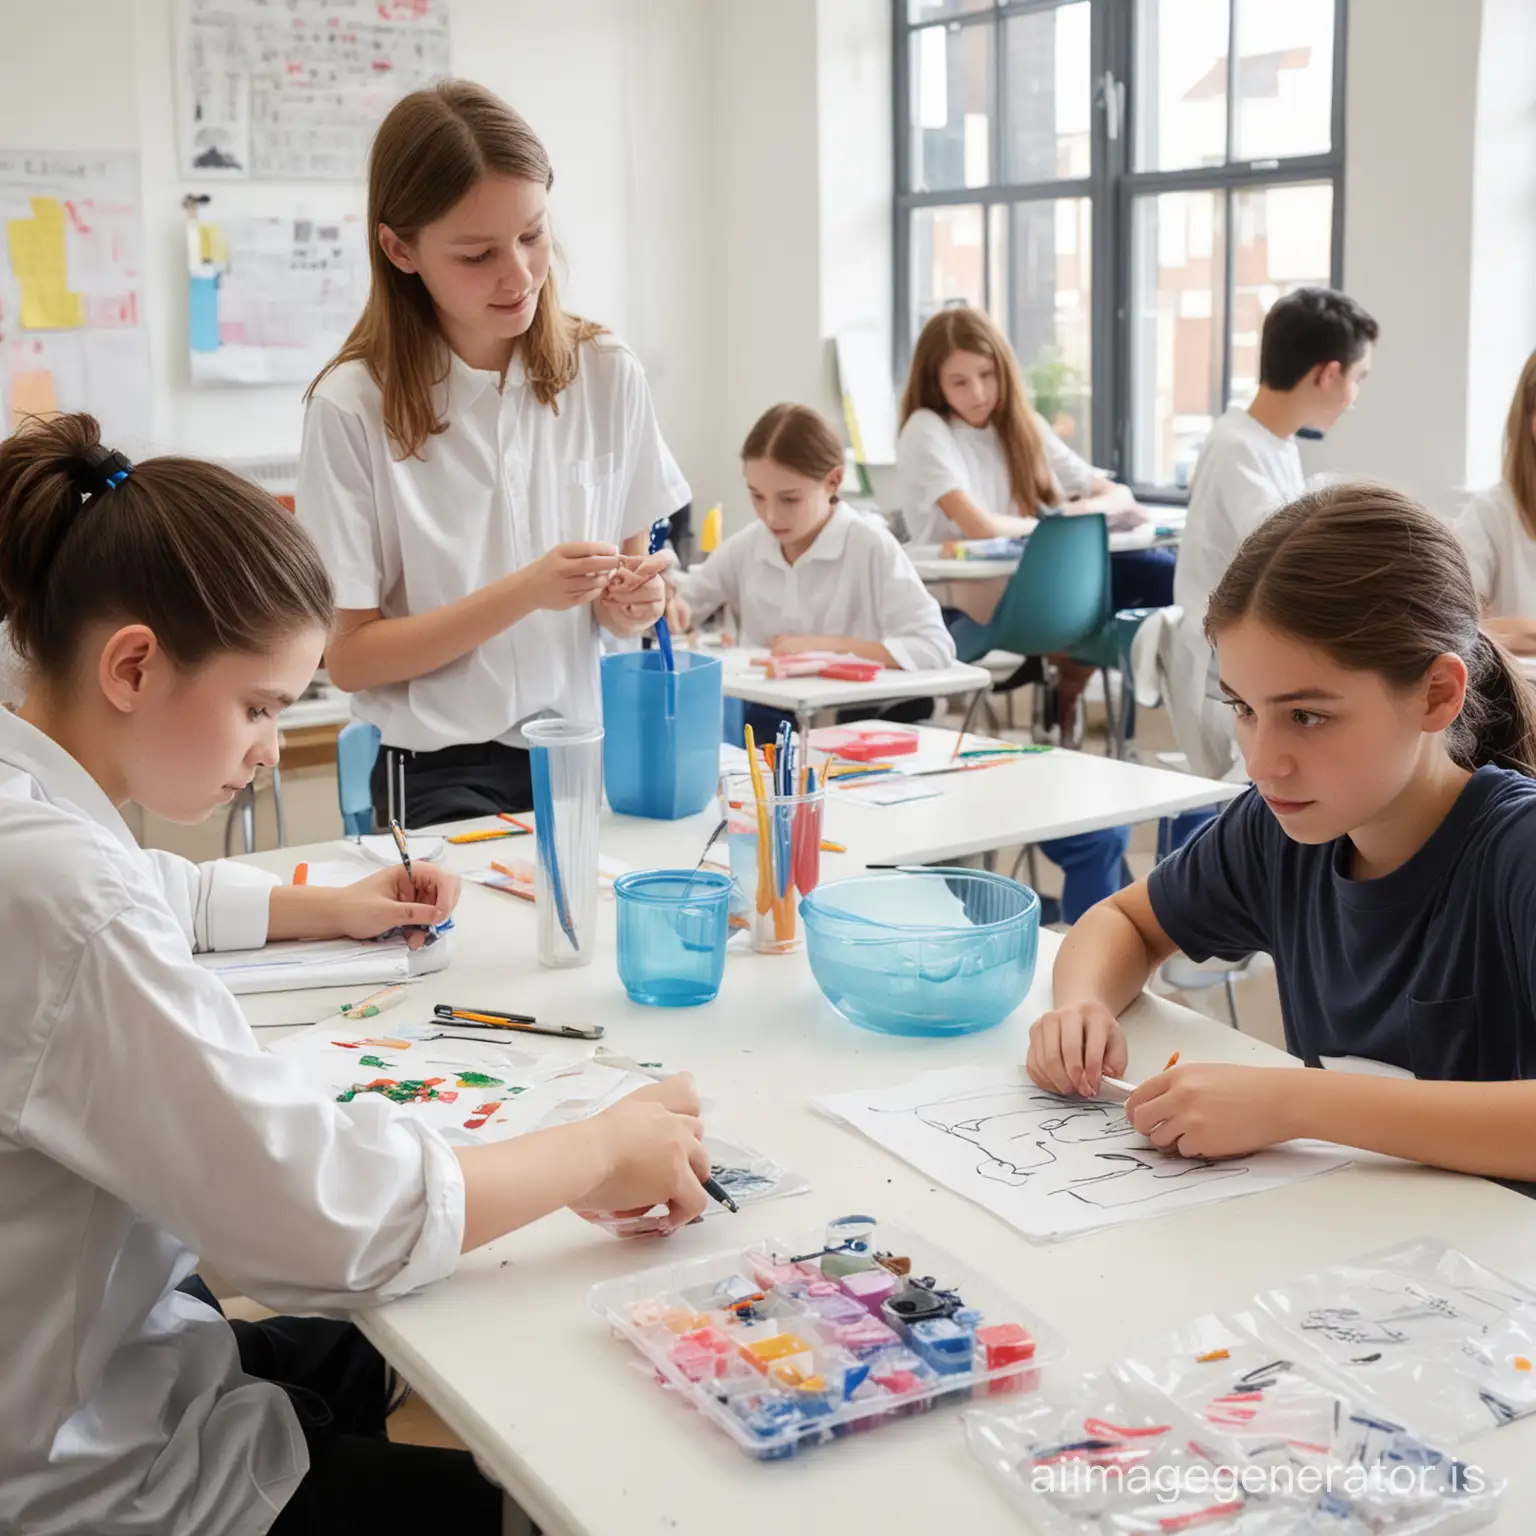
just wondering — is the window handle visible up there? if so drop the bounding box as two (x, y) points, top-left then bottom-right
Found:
(1099, 70), (1125, 142)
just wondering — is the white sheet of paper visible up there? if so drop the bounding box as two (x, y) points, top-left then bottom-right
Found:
(813, 1063), (1353, 1242)
(360, 834), (447, 865)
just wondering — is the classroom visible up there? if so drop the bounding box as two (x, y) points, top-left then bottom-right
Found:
(3, 0), (1536, 1531)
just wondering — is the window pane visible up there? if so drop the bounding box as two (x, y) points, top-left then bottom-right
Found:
(1133, 0), (1231, 172)
(1004, 2), (1092, 182)
(910, 22), (994, 192)
(995, 198), (1094, 457)
(1130, 190), (1226, 489)
(1234, 0), (1335, 161)
(1230, 182), (1334, 403)
(910, 204), (985, 338)
(908, 0), (991, 23)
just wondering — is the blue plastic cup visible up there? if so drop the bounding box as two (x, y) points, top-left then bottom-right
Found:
(614, 870), (731, 1007)
(601, 651), (723, 820)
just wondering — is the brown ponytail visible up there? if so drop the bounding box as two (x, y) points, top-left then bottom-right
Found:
(0, 413), (333, 682)
(1206, 481), (1536, 777)
(741, 404), (844, 497)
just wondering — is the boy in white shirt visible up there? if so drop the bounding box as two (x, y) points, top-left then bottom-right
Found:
(1169, 286), (1378, 781)
(670, 403), (957, 740)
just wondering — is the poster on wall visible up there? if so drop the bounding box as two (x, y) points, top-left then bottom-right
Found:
(175, 0), (453, 180)
(188, 212), (369, 385)
(0, 150), (152, 443)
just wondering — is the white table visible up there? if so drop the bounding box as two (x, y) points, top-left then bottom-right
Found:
(231, 848), (1536, 1534)
(908, 511), (1187, 586)
(717, 648), (993, 739)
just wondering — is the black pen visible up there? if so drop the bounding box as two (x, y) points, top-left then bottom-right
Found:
(703, 1174), (739, 1213)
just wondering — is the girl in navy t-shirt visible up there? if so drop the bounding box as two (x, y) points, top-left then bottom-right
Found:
(1027, 481), (1536, 1180)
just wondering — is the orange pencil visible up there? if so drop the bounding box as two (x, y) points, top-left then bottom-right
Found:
(498, 813), (534, 833)
(1164, 1051), (1181, 1071)
(292, 862), (309, 886)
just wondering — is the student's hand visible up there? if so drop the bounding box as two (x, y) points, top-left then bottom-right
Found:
(334, 863), (460, 947)
(521, 542), (622, 612)
(768, 634), (828, 656)
(1026, 1002), (1128, 1096)
(573, 1076), (711, 1231)
(596, 560), (668, 634)
(1125, 1064), (1303, 1158)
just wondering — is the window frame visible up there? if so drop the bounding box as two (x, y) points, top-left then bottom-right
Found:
(893, 0), (1349, 502)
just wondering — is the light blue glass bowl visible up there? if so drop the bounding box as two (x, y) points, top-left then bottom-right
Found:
(799, 869), (1039, 1037)
(614, 870), (731, 1007)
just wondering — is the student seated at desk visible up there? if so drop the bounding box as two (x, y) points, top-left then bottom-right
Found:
(1458, 348), (1536, 655)
(1028, 483), (1536, 1184)
(667, 402), (957, 741)
(895, 306), (1173, 744)
(1170, 287), (1377, 782)
(0, 415), (713, 1536)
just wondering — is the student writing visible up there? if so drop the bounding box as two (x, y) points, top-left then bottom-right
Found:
(1457, 348), (1536, 656)
(0, 413), (711, 1536)
(298, 80), (687, 830)
(669, 403), (955, 740)
(1169, 287), (1377, 781)
(1027, 482), (1536, 1183)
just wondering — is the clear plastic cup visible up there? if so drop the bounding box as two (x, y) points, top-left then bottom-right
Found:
(723, 772), (826, 955)
(524, 718), (604, 969)
(614, 870), (731, 1006)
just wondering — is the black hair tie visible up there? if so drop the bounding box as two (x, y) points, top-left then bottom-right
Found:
(72, 444), (134, 498)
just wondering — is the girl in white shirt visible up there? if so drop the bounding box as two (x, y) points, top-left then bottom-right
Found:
(670, 403), (956, 742)
(299, 80), (687, 830)
(0, 413), (711, 1536)
(1460, 348), (1536, 655)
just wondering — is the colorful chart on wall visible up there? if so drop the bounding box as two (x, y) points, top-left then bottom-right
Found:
(175, 0), (452, 181)
(188, 213), (369, 384)
(0, 150), (151, 442)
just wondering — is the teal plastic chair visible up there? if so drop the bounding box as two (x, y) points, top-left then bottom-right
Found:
(336, 719), (381, 837)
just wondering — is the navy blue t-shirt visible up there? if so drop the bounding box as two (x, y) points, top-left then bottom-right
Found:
(1147, 767), (1536, 1081)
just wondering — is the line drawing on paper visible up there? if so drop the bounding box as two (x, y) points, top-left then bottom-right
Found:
(874, 1084), (1250, 1211)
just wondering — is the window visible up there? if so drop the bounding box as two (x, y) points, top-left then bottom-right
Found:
(895, 0), (1346, 495)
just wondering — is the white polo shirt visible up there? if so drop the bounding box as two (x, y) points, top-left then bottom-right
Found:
(1458, 482), (1536, 620)
(0, 707), (465, 1535)
(674, 506), (958, 672)
(895, 406), (1096, 545)
(297, 335), (690, 752)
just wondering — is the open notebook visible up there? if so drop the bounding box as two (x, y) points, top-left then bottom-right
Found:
(196, 928), (454, 995)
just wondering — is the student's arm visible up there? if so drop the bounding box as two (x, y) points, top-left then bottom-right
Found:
(266, 862), (461, 948)
(324, 545), (620, 692)
(1026, 881), (1179, 1094)
(1069, 473), (1139, 515)
(1037, 419), (1137, 516)
(1482, 615), (1536, 656)
(935, 488), (1037, 540)
(1124, 1065), (1536, 1179)
(671, 537), (743, 634)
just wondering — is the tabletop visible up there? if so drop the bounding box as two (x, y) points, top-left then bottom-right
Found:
(231, 852), (1536, 1536)
(716, 649), (992, 715)
(908, 512), (1187, 585)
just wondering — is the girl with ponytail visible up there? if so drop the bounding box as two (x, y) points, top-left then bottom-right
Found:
(0, 414), (711, 1534)
(1025, 481), (1536, 1181)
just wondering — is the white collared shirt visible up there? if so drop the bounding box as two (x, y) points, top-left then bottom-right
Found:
(1458, 482), (1536, 620)
(297, 336), (690, 751)
(0, 709), (466, 1535)
(674, 506), (958, 671)
(895, 406), (1096, 544)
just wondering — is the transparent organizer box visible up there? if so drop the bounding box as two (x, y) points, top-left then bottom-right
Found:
(586, 1214), (1065, 1461)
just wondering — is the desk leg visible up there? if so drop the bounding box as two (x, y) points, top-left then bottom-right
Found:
(503, 1495), (536, 1536)
(954, 686), (987, 744)
(796, 705), (816, 744)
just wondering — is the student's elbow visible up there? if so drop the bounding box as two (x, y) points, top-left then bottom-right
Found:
(1102, 879), (1179, 966)
(321, 615), (380, 693)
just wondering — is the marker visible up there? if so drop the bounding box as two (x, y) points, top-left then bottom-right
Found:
(1098, 1075), (1136, 1103)
(703, 1173), (740, 1213)
(339, 983), (410, 1019)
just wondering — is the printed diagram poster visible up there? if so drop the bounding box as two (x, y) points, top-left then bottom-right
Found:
(0, 151), (150, 441)
(176, 0), (452, 180)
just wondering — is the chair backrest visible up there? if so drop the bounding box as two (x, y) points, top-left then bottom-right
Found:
(336, 719), (381, 837)
(980, 513), (1112, 657)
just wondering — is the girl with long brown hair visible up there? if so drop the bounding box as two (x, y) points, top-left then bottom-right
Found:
(298, 80), (687, 828)
(1026, 482), (1536, 1181)
(1458, 347), (1536, 654)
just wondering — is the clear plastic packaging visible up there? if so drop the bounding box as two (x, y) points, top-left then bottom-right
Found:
(1249, 1237), (1536, 1447)
(587, 1215), (1065, 1459)
(967, 1351), (1505, 1535)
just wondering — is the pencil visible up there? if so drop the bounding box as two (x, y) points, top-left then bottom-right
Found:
(498, 813), (534, 833)
(447, 827), (528, 844)
(1164, 1051), (1181, 1071)
(743, 726), (774, 922)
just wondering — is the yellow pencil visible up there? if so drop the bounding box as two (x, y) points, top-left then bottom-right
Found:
(743, 726), (774, 921)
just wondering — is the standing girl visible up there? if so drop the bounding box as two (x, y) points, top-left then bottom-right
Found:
(669, 403), (957, 743)
(1458, 348), (1536, 655)
(1027, 483), (1536, 1181)
(0, 413), (712, 1535)
(299, 80), (688, 829)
